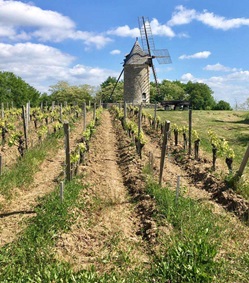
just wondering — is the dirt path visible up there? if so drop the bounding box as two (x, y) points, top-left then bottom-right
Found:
(55, 111), (148, 272)
(0, 119), (86, 247)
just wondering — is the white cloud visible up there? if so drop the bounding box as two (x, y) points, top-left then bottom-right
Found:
(204, 63), (240, 72)
(180, 71), (249, 106)
(181, 73), (195, 81)
(168, 5), (196, 26)
(0, 42), (118, 92)
(179, 51), (211, 59)
(107, 25), (140, 37)
(150, 18), (175, 37)
(0, 0), (112, 49)
(168, 5), (249, 30)
(110, 49), (121, 55)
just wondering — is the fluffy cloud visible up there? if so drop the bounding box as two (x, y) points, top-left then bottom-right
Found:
(0, 0), (111, 48)
(168, 5), (249, 30)
(204, 63), (240, 72)
(107, 25), (140, 37)
(179, 51), (211, 59)
(110, 49), (121, 55)
(0, 42), (117, 92)
(150, 18), (175, 37)
(180, 71), (249, 106)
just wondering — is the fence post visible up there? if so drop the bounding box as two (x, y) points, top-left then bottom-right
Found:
(22, 105), (28, 150)
(237, 144), (249, 177)
(0, 155), (2, 176)
(63, 123), (71, 181)
(175, 176), (181, 204)
(83, 102), (86, 131)
(1, 103), (4, 119)
(153, 103), (157, 129)
(60, 181), (64, 202)
(137, 103), (142, 158)
(188, 108), (192, 155)
(159, 120), (171, 185)
(124, 101), (127, 124)
(93, 103), (96, 121)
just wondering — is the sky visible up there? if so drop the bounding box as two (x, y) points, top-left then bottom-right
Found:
(1, 0), (249, 107)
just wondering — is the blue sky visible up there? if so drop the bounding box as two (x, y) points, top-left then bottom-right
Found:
(0, 0), (249, 107)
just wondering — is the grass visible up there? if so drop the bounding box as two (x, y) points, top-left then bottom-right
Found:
(0, 131), (62, 199)
(145, 175), (249, 283)
(144, 109), (249, 199)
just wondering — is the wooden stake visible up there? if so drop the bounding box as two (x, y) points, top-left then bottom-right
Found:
(237, 144), (249, 177)
(0, 155), (2, 176)
(22, 105), (28, 150)
(159, 120), (170, 185)
(83, 102), (86, 131)
(93, 103), (96, 121)
(124, 101), (127, 124)
(63, 123), (71, 181)
(60, 181), (64, 202)
(153, 103), (157, 129)
(175, 176), (181, 203)
(188, 109), (192, 155)
(1, 103), (4, 119)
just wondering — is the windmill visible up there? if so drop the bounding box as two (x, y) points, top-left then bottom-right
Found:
(110, 16), (171, 104)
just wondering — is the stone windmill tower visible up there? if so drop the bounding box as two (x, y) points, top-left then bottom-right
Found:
(111, 17), (171, 104)
(123, 39), (151, 104)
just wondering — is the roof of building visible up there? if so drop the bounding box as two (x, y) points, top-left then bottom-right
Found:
(124, 39), (150, 66)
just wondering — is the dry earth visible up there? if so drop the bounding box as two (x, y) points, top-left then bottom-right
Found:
(55, 110), (150, 272)
(0, 119), (88, 247)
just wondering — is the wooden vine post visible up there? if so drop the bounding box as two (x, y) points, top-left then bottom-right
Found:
(22, 105), (28, 150)
(159, 120), (170, 185)
(153, 103), (157, 129)
(188, 108), (192, 155)
(124, 101), (127, 124)
(1, 103), (4, 119)
(0, 155), (2, 176)
(137, 103), (142, 158)
(63, 122), (71, 181)
(93, 103), (96, 121)
(83, 102), (86, 131)
(237, 144), (249, 177)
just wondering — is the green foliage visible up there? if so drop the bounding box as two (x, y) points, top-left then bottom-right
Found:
(49, 81), (93, 105)
(146, 181), (221, 283)
(185, 81), (216, 110)
(96, 76), (124, 103)
(0, 71), (40, 107)
(214, 100), (232, 110)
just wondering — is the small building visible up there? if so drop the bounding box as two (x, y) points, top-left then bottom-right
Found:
(161, 100), (190, 110)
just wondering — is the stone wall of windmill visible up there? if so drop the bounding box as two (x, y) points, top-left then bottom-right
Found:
(124, 64), (150, 104)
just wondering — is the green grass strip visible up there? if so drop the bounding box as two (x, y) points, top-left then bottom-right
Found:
(145, 177), (249, 283)
(0, 178), (85, 282)
(0, 131), (62, 199)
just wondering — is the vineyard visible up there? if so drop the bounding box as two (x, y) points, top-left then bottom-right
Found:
(0, 103), (248, 282)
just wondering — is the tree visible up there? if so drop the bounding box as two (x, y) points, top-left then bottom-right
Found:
(213, 100), (232, 110)
(49, 81), (93, 105)
(96, 76), (123, 103)
(0, 71), (40, 107)
(185, 81), (216, 110)
(160, 80), (186, 101)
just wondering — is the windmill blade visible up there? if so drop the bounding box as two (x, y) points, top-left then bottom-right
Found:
(109, 68), (124, 101)
(138, 16), (155, 55)
(153, 49), (172, 64)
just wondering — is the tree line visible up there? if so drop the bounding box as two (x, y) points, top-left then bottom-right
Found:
(0, 71), (234, 110)
(96, 76), (233, 110)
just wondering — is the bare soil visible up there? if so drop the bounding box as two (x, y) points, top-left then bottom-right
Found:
(0, 119), (86, 247)
(55, 111), (150, 272)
